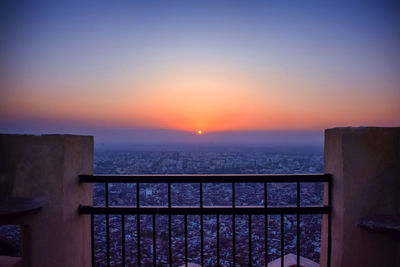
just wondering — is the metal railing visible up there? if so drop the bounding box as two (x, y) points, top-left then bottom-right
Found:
(79, 174), (332, 267)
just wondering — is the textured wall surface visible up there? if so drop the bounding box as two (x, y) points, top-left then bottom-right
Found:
(0, 134), (93, 267)
(321, 127), (400, 267)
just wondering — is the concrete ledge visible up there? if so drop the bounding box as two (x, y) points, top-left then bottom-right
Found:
(0, 256), (23, 267)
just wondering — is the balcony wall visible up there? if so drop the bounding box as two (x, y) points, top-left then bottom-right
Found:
(0, 134), (93, 267)
(321, 127), (400, 267)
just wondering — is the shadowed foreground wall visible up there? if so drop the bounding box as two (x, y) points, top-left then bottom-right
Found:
(321, 127), (400, 267)
(0, 134), (93, 267)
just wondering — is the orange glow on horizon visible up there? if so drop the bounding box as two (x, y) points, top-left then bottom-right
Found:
(197, 130), (203, 135)
(1, 66), (399, 131)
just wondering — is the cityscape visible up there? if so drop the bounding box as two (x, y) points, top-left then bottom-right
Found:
(92, 146), (324, 266)
(1, 0), (398, 266)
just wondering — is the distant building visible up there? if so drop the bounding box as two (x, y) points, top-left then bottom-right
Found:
(145, 188), (152, 196)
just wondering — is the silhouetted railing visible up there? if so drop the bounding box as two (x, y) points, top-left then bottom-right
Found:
(79, 174), (332, 267)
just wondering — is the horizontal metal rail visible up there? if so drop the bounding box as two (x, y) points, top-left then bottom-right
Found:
(79, 205), (330, 215)
(79, 173), (331, 183)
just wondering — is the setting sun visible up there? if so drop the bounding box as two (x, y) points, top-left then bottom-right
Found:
(197, 130), (203, 135)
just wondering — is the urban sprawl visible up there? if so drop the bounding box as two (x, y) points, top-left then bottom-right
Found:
(92, 148), (324, 266)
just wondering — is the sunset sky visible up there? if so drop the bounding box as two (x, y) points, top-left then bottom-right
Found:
(1, 0), (399, 143)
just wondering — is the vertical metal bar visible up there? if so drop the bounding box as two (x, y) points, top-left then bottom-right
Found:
(297, 182), (300, 267)
(105, 183), (110, 267)
(137, 214), (141, 267)
(136, 182), (140, 208)
(232, 182), (235, 267)
(185, 215), (188, 267)
(281, 214), (284, 267)
(249, 215), (252, 267)
(200, 182), (203, 208)
(122, 215), (125, 267)
(327, 179), (332, 267)
(153, 214), (156, 267)
(137, 182), (141, 267)
(264, 182), (268, 266)
(296, 214), (300, 267)
(200, 182), (204, 267)
(168, 183), (172, 267)
(201, 214), (204, 267)
(233, 215), (236, 267)
(232, 183), (235, 208)
(91, 214), (95, 267)
(169, 215), (172, 267)
(105, 182), (109, 206)
(168, 182), (171, 208)
(265, 214), (268, 266)
(217, 215), (220, 267)
(264, 182), (268, 208)
(296, 182), (300, 206)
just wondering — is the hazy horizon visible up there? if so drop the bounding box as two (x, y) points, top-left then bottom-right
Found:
(0, 121), (324, 147)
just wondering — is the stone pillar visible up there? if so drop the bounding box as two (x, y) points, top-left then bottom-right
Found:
(320, 127), (400, 267)
(0, 134), (93, 267)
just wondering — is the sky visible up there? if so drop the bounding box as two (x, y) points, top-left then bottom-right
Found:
(0, 0), (399, 144)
